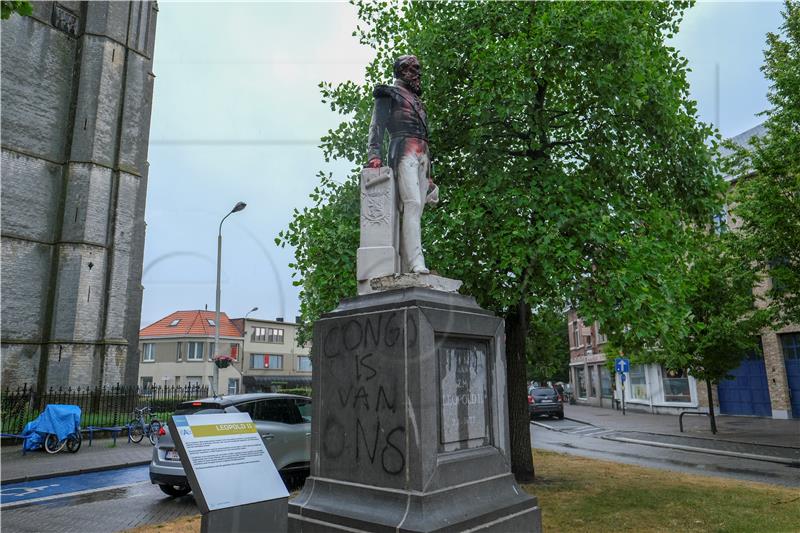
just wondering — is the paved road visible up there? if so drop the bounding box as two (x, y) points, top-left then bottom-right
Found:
(0, 466), (198, 532)
(531, 417), (800, 487)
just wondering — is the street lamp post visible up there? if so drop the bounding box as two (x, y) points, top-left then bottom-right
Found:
(245, 306), (258, 319)
(214, 201), (246, 397)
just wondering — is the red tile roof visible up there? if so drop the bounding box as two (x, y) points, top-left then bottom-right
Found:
(140, 310), (243, 338)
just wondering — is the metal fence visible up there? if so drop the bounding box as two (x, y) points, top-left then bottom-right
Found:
(1, 384), (210, 437)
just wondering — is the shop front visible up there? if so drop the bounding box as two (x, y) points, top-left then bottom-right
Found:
(616, 364), (700, 414)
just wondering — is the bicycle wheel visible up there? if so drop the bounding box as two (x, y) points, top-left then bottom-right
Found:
(148, 420), (162, 446)
(66, 432), (82, 453)
(128, 419), (145, 443)
(44, 433), (66, 454)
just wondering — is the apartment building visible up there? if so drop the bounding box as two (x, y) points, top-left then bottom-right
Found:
(230, 317), (311, 392)
(137, 310), (244, 395)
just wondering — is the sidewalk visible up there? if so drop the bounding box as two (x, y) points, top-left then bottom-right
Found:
(562, 403), (800, 463)
(563, 403), (800, 446)
(1, 438), (153, 484)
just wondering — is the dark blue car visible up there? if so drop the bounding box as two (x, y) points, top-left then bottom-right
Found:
(528, 387), (564, 419)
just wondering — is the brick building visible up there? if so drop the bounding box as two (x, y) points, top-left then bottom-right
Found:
(567, 124), (799, 419)
(718, 124), (798, 419)
(1, 2), (158, 389)
(567, 311), (709, 415)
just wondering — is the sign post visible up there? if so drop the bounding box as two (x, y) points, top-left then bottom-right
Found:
(615, 357), (630, 416)
(168, 412), (289, 533)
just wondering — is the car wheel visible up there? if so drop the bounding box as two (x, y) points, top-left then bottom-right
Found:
(557, 412), (564, 420)
(158, 483), (191, 497)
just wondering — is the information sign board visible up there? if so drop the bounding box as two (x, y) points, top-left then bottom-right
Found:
(168, 412), (288, 513)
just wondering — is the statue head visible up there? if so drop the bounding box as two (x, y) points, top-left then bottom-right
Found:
(394, 55), (422, 95)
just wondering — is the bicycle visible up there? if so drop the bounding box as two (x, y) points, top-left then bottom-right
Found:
(43, 431), (82, 454)
(128, 406), (162, 445)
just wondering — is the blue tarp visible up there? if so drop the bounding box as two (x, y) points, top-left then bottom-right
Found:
(21, 404), (81, 451)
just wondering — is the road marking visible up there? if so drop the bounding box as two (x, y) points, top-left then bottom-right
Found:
(0, 484), (60, 498)
(0, 481), (150, 509)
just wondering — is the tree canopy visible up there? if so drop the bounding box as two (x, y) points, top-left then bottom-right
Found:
(279, 0), (723, 482)
(658, 229), (771, 385)
(1, 1), (32, 20)
(727, 0), (800, 326)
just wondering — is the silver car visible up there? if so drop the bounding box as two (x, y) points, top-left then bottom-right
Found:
(150, 393), (311, 497)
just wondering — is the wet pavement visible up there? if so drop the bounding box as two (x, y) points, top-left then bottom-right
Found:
(0, 471), (198, 532)
(531, 417), (800, 487)
(0, 465), (150, 506)
(1, 437), (153, 484)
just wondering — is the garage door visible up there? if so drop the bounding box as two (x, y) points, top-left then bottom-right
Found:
(781, 333), (800, 418)
(717, 353), (772, 417)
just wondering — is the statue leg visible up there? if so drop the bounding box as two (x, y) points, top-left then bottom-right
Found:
(397, 153), (429, 274)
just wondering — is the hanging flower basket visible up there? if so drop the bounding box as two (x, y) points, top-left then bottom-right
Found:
(213, 355), (234, 369)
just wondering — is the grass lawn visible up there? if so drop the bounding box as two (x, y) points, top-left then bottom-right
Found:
(138, 450), (800, 533)
(527, 450), (800, 532)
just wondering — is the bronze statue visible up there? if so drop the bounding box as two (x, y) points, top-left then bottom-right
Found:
(366, 55), (437, 274)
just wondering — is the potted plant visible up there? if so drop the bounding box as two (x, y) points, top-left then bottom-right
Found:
(213, 355), (235, 369)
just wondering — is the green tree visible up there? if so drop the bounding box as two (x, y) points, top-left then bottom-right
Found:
(727, 0), (800, 325)
(1, 1), (32, 20)
(279, 1), (723, 482)
(526, 310), (570, 385)
(654, 230), (771, 431)
(280, 173), (359, 331)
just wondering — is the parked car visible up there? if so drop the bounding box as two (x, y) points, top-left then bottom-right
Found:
(528, 386), (564, 419)
(150, 393), (311, 497)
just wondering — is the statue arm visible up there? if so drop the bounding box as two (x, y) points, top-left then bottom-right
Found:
(367, 95), (390, 166)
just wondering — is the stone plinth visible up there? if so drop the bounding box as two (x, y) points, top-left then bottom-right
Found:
(288, 288), (541, 533)
(362, 273), (463, 295)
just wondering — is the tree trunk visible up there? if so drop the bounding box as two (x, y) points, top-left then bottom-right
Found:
(505, 299), (535, 483)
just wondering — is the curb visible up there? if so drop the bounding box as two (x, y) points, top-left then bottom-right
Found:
(601, 436), (800, 467)
(563, 416), (595, 426)
(1, 459), (151, 485)
(564, 416), (800, 451)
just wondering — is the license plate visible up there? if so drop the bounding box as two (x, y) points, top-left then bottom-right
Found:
(540, 399), (552, 403)
(165, 450), (180, 461)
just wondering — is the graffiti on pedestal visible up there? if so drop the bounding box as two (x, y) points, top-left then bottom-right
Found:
(320, 311), (415, 477)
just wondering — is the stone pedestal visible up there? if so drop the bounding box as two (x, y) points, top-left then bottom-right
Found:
(288, 288), (541, 533)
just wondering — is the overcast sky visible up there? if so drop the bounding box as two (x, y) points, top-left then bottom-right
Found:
(140, 1), (784, 328)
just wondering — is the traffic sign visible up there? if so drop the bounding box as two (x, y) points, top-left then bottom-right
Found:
(614, 357), (630, 374)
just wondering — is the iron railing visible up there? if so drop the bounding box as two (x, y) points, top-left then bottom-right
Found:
(1, 383), (209, 437)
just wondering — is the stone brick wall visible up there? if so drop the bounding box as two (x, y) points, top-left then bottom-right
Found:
(762, 325), (797, 418)
(1, 1), (158, 389)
